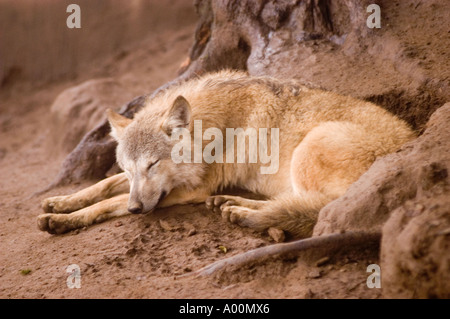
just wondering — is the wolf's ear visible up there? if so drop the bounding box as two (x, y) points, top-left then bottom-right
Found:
(162, 95), (192, 136)
(107, 109), (132, 141)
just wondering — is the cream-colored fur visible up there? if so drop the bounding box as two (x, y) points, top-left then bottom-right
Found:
(38, 70), (415, 238)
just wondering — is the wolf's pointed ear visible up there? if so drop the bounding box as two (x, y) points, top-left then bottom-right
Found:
(107, 109), (132, 141)
(162, 95), (191, 136)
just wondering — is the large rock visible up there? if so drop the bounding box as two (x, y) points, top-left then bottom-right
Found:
(381, 193), (450, 298)
(381, 104), (450, 298)
(48, 78), (133, 155)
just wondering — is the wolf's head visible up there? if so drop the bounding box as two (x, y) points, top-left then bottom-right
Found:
(107, 96), (200, 214)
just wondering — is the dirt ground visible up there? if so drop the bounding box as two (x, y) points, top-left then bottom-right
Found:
(0, 1), (447, 299)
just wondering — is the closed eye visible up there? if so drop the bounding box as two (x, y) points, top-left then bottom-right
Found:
(147, 159), (160, 171)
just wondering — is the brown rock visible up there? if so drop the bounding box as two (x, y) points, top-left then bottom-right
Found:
(381, 194), (450, 298)
(159, 219), (175, 232)
(268, 227), (285, 243)
(380, 105), (450, 298)
(306, 268), (322, 279)
(315, 256), (330, 267)
(187, 229), (197, 237)
(183, 222), (197, 236)
(48, 78), (132, 156)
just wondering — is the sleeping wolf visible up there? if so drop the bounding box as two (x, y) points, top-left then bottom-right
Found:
(37, 70), (415, 238)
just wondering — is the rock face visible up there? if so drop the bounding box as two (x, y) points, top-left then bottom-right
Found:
(48, 79), (132, 155)
(382, 193), (450, 298)
(381, 104), (450, 298)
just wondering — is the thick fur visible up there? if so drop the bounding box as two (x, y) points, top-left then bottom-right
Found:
(38, 71), (415, 238)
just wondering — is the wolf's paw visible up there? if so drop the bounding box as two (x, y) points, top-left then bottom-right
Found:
(206, 196), (261, 228)
(37, 214), (74, 234)
(41, 196), (75, 214)
(205, 195), (238, 215)
(206, 195), (263, 212)
(222, 206), (257, 228)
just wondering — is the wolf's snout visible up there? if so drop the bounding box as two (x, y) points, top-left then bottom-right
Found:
(128, 202), (143, 214)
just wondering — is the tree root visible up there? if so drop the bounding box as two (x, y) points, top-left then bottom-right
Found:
(182, 231), (381, 277)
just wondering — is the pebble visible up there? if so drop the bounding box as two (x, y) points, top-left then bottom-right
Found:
(415, 204), (424, 212)
(315, 256), (330, 267)
(306, 268), (322, 279)
(268, 227), (285, 242)
(184, 222), (197, 236)
(159, 219), (174, 231)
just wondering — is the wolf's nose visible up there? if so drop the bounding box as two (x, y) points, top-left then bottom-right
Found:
(128, 204), (143, 214)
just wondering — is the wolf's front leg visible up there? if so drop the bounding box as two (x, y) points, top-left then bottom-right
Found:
(157, 188), (211, 208)
(42, 173), (129, 214)
(37, 194), (129, 234)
